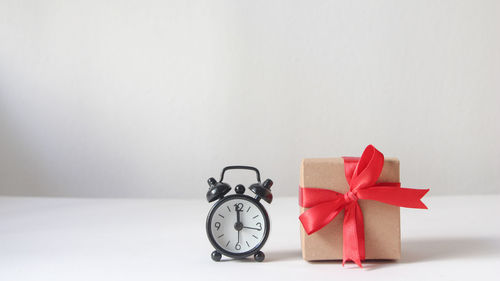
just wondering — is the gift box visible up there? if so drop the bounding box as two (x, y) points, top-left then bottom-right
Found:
(298, 145), (428, 267)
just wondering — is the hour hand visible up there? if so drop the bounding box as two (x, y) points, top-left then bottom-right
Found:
(243, 222), (262, 231)
(242, 226), (260, 230)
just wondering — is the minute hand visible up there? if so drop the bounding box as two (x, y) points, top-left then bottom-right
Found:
(235, 205), (241, 244)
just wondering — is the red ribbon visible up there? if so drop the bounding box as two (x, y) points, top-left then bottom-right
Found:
(299, 145), (429, 267)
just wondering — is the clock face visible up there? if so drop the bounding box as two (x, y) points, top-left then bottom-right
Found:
(207, 195), (269, 257)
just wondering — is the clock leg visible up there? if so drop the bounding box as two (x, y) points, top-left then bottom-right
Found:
(254, 251), (265, 262)
(211, 250), (222, 262)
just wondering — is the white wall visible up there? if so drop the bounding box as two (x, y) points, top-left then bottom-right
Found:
(1, 0), (499, 198)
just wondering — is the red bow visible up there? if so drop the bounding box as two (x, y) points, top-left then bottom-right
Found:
(299, 145), (429, 267)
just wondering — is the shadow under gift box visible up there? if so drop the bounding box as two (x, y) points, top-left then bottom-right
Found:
(300, 157), (401, 261)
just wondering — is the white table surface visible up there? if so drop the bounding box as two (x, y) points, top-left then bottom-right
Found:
(1, 195), (499, 281)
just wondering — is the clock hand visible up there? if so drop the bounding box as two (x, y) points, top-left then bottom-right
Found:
(234, 204), (242, 245)
(242, 226), (261, 230)
(236, 205), (241, 224)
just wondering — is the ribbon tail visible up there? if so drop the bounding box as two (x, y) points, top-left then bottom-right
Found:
(342, 202), (365, 268)
(357, 187), (430, 209)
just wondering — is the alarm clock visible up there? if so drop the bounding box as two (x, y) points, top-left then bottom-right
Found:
(205, 166), (273, 262)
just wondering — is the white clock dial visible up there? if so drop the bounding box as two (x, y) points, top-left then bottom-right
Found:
(209, 197), (267, 254)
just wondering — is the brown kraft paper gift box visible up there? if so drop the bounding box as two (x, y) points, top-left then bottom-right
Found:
(300, 157), (401, 261)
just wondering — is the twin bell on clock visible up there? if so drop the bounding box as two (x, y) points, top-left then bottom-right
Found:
(205, 166), (273, 262)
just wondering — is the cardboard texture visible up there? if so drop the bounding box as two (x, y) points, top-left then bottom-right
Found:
(300, 157), (401, 261)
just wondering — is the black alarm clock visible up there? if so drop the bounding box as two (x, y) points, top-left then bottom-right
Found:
(205, 166), (273, 262)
